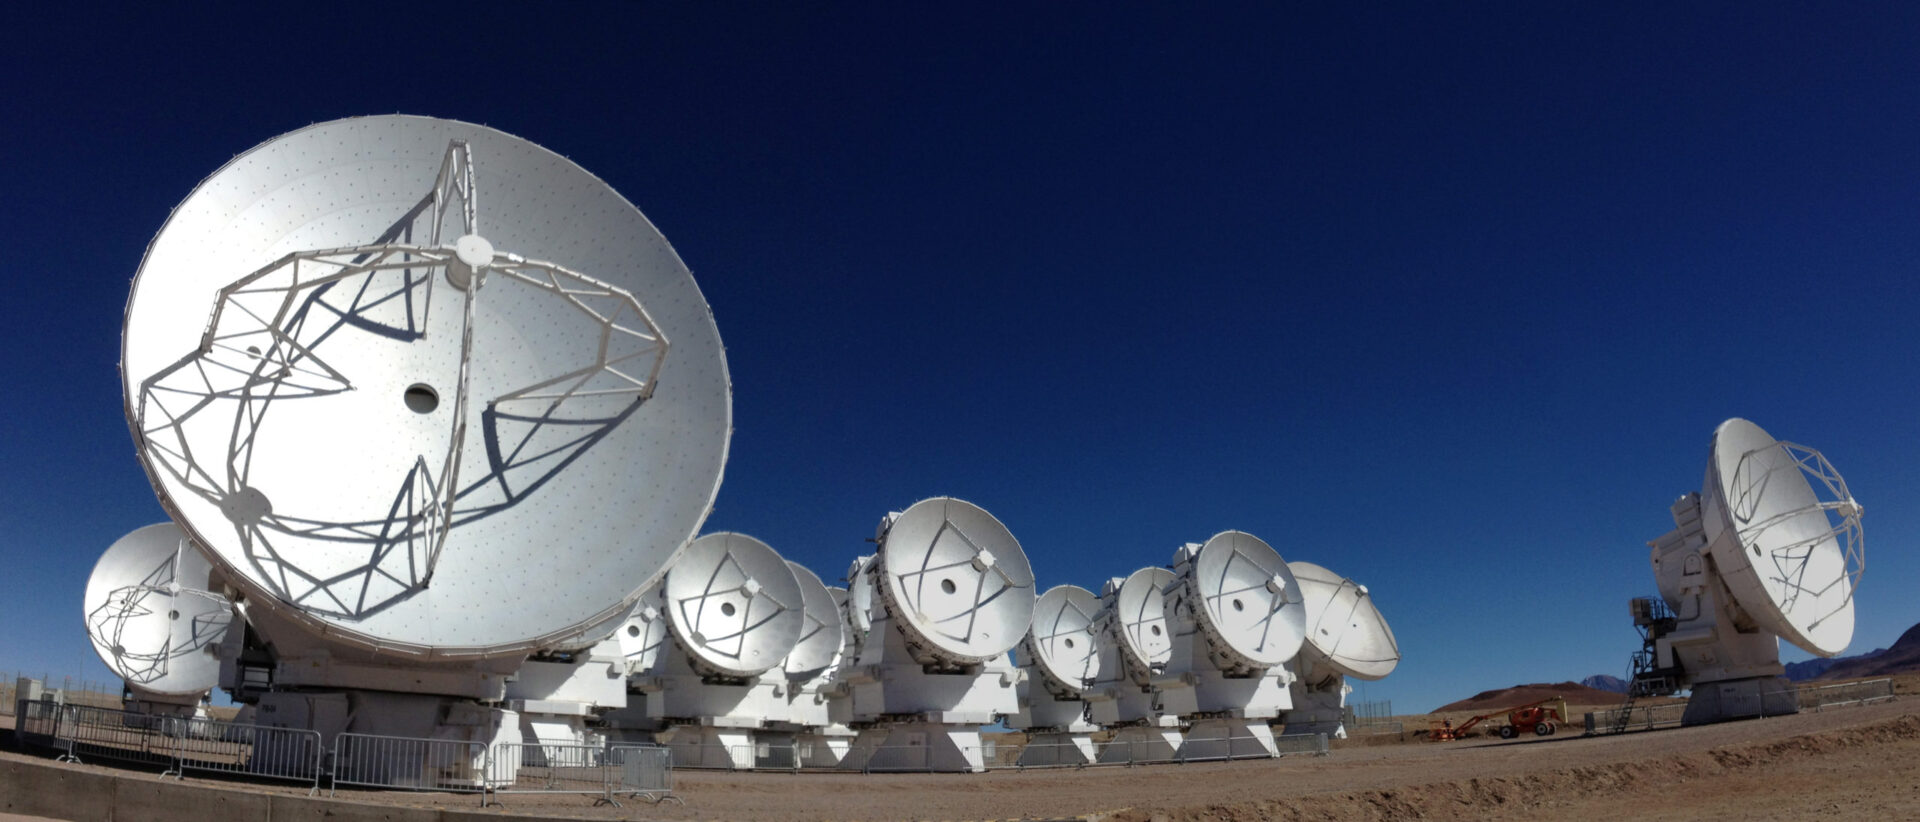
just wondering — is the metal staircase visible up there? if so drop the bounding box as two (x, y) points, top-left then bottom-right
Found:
(1614, 596), (1680, 734)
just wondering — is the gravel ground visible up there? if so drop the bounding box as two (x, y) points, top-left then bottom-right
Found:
(5, 697), (1915, 820)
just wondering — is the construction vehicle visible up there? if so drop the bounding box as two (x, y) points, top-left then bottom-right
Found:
(1429, 696), (1568, 741)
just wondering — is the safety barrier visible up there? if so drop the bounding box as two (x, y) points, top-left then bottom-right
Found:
(45, 703), (180, 768)
(13, 699), (67, 757)
(485, 742), (613, 803)
(11, 702), (324, 791)
(609, 745), (679, 804)
(328, 733), (489, 796)
(1793, 677), (1896, 709)
(1583, 677), (1898, 735)
(165, 715), (324, 790)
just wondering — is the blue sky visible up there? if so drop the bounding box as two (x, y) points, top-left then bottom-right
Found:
(4, 4), (1917, 713)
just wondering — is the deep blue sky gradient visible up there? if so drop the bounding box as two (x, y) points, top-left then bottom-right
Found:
(3, 4), (1917, 712)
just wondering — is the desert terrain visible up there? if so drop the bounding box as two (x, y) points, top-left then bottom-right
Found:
(4, 678), (1915, 821)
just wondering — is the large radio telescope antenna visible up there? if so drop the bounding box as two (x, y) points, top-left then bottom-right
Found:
(616, 585), (671, 674)
(783, 561), (846, 681)
(1288, 561), (1399, 680)
(83, 523), (232, 696)
(1184, 531), (1306, 670)
(118, 116), (731, 657)
(1109, 566), (1175, 675)
(663, 533), (805, 678)
(874, 497), (1036, 665)
(1023, 585), (1101, 692)
(1699, 418), (1863, 655)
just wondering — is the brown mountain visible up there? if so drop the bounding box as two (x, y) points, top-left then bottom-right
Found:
(1434, 681), (1627, 714)
(1817, 622), (1920, 680)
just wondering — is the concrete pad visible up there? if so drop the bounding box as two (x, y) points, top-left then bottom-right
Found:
(270, 792), (448, 821)
(0, 759), (114, 821)
(115, 774), (271, 822)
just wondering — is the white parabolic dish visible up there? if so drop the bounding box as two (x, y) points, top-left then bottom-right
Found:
(845, 554), (877, 641)
(875, 497), (1036, 664)
(119, 116), (731, 657)
(83, 523), (232, 696)
(783, 560), (845, 679)
(615, 587), (671, 674)
(1025, 585), (1101, 692)
(1288, 560), (1399, 681)
(1111, 567), (1175, 673)
(1186, 531), (1306, 669)
(664, 533), (804, 678)
(1699, 418), (1863, 657)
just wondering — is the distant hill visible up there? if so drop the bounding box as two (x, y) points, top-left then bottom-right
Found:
(1816, 622), (1920, 681)
(1435, 681), (1627, 714)
(1581, 674), (1627, 694)
(1784, 653), (1878, 682)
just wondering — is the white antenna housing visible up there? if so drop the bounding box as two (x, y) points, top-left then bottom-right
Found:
(1628, 418), (1864, 725)
(1158, 532), (1305, 760)
(829, 498), (1035, 773)
(84, 523), (233, 717)
(1283, 560), (1400, 738)
(608, 533), (805, 769)
(1087, 567), (1183, 764)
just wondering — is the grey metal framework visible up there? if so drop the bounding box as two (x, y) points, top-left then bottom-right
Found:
(12, 701), (677, 806)
(15, 700), (324, 792)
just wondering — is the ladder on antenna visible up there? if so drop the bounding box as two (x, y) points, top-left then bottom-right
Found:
(1614, 595), (1678, 734)
(1611, 652), (1647, 735)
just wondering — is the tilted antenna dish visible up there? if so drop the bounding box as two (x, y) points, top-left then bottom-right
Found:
(1184, 531), (1306, 670)
(783, 561), (845, 680)
(1110, 567), (1175, 675)
(874, 497), (1036, 665)
(1022, 585), (1101, 693)
(845, 554), (877, 640)
(118, 116), (731, 657)
(1287, 561), (1399, 680)
(1699, 418), (1863, 656)
(615, 584), (671, 674)
(663, 533), (805, 678)
(826, 586), (855, 659)
(83, 523), (233, 696)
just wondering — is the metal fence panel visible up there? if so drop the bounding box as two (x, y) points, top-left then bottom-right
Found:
(486, 742), (608, 797)
(14, 699), (62, 747)
(166, 716), (323, 791)
(329, 733), (489, 797)
(609, 745), (677, 803)
(1585, 678), (1898, 735)
(1792, 678), (1896, 710)
(52, 703), (175, 768)
(1272, 732), (1331, 756)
